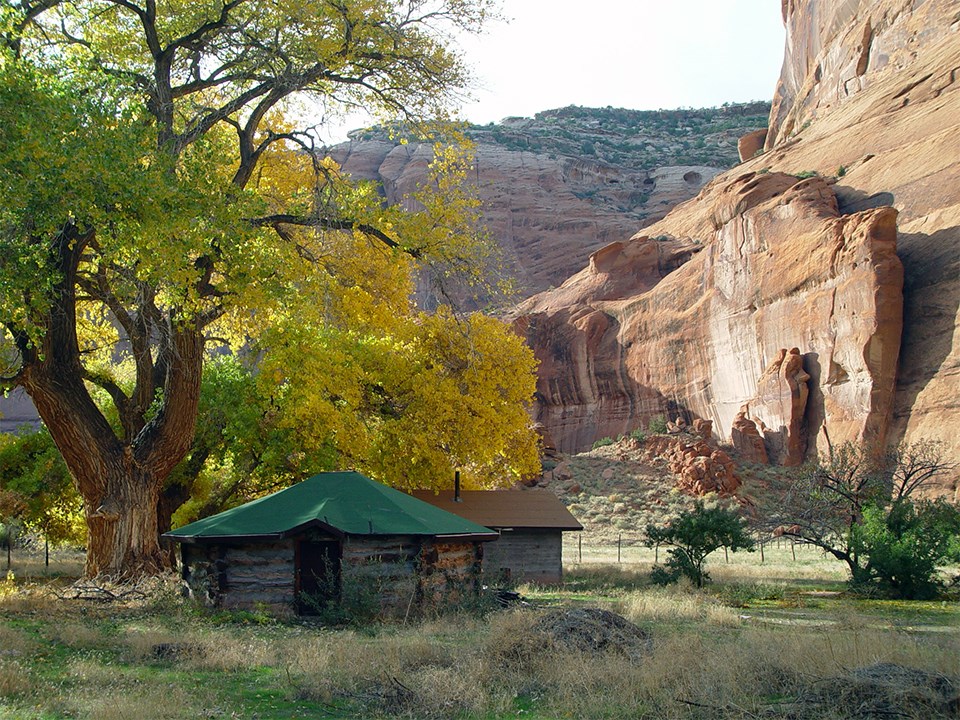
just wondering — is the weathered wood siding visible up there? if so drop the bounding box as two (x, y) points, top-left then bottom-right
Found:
(482, 529), (563, 584)
(341, 536), (420, 617)
(181, 541), (296, 614)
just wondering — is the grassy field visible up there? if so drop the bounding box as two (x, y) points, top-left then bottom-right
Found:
(1, 546), (957, 720)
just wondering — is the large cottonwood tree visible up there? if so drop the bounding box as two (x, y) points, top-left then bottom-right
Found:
(0, 0), (526, 579)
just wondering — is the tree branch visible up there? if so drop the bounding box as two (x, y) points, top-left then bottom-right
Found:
(250, 214), (417, 256)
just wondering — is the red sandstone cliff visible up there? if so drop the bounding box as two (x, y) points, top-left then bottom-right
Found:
(327, 141), (721, 298)
(513, 0), (959, 496)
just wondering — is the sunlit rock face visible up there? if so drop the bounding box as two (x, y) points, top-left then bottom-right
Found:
(764, 0), (960, 496)
(510, 172), (903, 465)
(515, 0), (960, 497)
(326, 140), (719, 299)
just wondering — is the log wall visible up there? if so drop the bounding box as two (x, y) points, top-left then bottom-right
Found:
(181, 541), (296, 614)
(341, 536), (420, 618)
(180, 533), (486, 618)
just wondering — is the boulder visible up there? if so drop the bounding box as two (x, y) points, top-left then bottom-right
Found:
(641, 435), (741, 497)
(737, 129), (767, 162)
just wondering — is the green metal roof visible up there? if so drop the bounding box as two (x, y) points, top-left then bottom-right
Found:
(163, 471), (498, 543)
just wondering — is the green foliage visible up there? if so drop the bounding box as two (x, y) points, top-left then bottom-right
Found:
(776, 441), (957, 599)
(850, 498), (960, 600)
(794, 170), (819, 179)
(0, 430), (83, 547)
(646, 501), (755, 588)
(592, 437), (615, 450)
(836, 165), (847, 177)
(629, 428), (646, 443)
(0, 0), (541, 577)
(647, 415), (668, 434)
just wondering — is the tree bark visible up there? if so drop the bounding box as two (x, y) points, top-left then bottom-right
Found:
(83, 454), (165, 578)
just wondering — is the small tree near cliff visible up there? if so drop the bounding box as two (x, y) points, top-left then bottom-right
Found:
(774, 440), (957, 598)
(646, 502), (755, 588)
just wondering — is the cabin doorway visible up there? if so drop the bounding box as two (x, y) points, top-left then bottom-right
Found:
(296, 540), (341, 615)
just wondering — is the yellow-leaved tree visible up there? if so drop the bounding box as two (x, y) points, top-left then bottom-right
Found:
(0, 0), (538, 580)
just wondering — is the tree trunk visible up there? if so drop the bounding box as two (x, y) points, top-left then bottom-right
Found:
(82, 455), (165, 578)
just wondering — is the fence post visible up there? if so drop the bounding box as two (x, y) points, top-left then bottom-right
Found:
(759, 532), (764, 564)
(578, 534), (582, 563)
(617, 534), (622, 563)
(791, 540), (796, 561)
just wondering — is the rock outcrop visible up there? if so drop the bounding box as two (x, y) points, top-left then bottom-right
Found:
(751, 348), (811, 466)
(737, 129), (767, 162)
(641, 435), (741, 497)
(513, 0), (960, 496)
(328, 140), (720, 298)
(731, 409), (769, 465)
(511, 171), (904, 461)
(760, 0), (960, 494)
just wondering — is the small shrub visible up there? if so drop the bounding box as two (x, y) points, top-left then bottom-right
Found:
(646, 501), (755, 588)
(0, 570), (15, 599)
(647, 415), (668, 434)
(629, 428), (646, 443)
(592, 437), (615, 450)
(836, 165), (847, 177)
(794, 170), (818, 179)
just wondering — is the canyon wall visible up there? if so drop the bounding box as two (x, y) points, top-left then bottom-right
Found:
(514, 0), (959, 494)
(512, 172), (903, 463)
(328, 140), (720, 298)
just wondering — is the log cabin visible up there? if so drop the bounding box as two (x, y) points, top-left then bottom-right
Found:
(163, 472), (498, 617)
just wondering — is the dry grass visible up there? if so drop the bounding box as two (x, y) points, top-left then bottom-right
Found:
(619, 585), (743, 626)
(0, 534), (956, 719)
(0, 583), (956, 719)
(0, 659), (31, 700)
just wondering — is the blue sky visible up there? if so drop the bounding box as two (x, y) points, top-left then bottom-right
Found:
(323, 0), (786, 142)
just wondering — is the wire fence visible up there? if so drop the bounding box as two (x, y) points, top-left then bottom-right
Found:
(562, 531), (845, 577)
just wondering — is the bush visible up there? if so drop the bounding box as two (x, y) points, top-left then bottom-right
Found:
(774, 440), (957, 599)
(850, 498), (960, 600)
(592, 437), (615, 450)
(646, 502), (755, 588)
(647, 415), (668, 434)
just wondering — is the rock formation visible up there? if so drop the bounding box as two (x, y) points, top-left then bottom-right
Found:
(750, 348), (811, 466)
(641, 435), (741, 497)
(511, 171), (904, 460)
(737, 129), (767, 162)
(328, 139), (720, 298)
(513, 0), (960, 497)
(731, 409), (769, 465)
(759, 0), (960, 494)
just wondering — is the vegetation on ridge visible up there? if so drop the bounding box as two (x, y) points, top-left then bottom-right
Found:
(350, 101), (771, 170)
